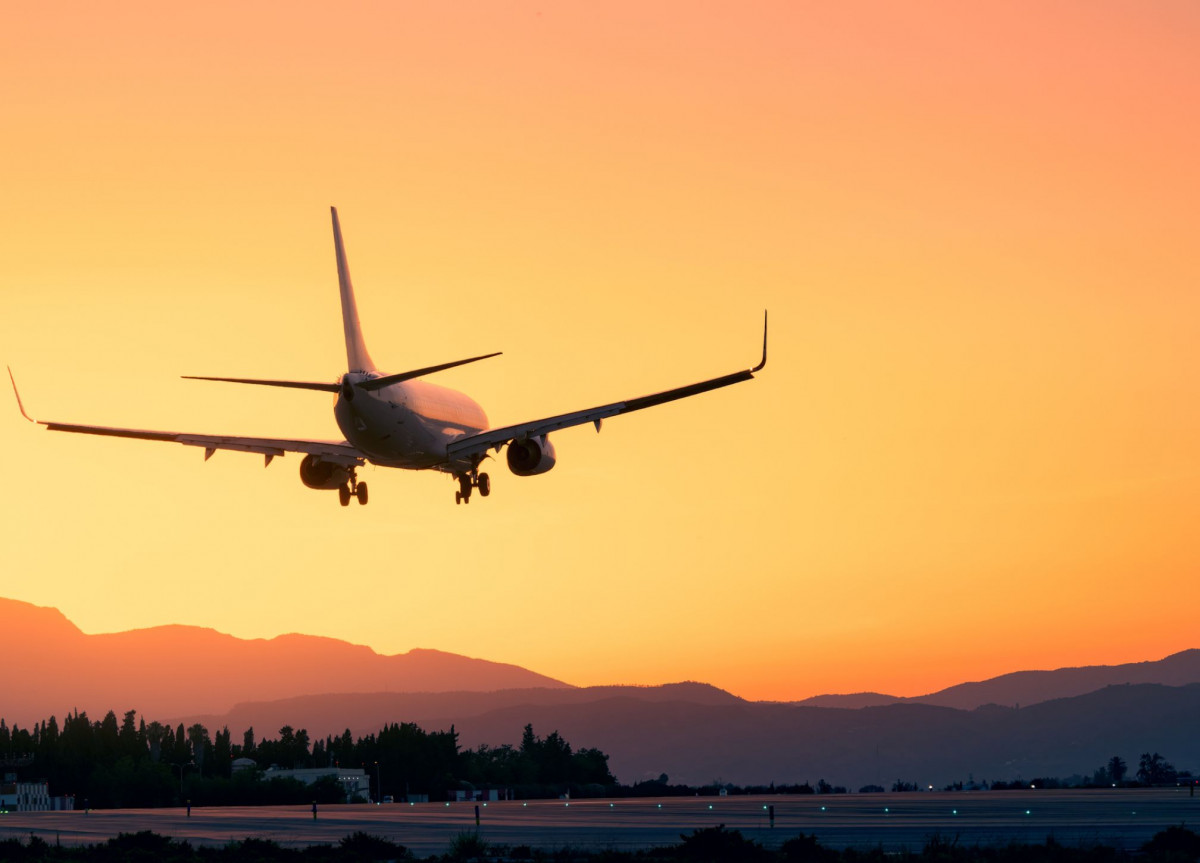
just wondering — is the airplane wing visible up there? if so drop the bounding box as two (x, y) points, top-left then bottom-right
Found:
(40, 422), (365, 466)
(9, 367), (363, 466)
(445, 313), (767, 465)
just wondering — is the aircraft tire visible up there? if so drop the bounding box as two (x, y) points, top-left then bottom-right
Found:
(339, 485), (351, 506)
(356, 483), (369, 505)
(478, 473), (490, 497)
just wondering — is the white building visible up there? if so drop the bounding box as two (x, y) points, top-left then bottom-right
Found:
(0, 780), (73, 812)
(262, 767), (370, 802)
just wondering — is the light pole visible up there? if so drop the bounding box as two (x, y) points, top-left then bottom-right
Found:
(173, 761), (195, 798)
(375, 761), (381, 804)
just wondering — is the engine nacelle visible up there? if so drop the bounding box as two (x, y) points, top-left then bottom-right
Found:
(506, 435), (557, 477)
(299, 454), (352, 490)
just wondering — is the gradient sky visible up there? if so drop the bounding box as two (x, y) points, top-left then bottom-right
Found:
(3, 2), (1197, 702)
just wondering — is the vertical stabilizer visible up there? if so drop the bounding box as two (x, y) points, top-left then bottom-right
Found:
(331, 207), (376, 373)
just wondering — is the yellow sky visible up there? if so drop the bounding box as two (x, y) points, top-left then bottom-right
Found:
(2, 2), (1197, 702)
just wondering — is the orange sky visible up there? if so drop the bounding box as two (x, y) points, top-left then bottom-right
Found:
(2, 2), (1197, 702)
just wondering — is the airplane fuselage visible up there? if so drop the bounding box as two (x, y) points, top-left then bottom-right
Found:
(333, 373), (488, 471)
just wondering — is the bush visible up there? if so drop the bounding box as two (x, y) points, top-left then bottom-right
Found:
(336, 831), (411, 861)
(1142, 826), (1200, 861)
(674, 825), (769, 863)
(780, 832), (836, 863)
(445, 831), (490, 862)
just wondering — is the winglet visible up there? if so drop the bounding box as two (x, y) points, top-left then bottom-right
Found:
(751, 310), (768, 373)
(8, 366), (34, 422)
(331, 207), (377, 374)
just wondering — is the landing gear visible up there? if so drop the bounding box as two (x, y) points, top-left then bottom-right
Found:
(340, 470), (368, 507)
(453, 470), (490, 504)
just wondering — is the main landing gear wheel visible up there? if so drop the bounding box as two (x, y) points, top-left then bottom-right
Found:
(456, 474), (473, 505)
(339, 469), (368, 507)
(478, 473), (491, 497)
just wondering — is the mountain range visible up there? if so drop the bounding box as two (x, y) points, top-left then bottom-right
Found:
(1, 597), (567, 723)
(5, 597), (1198, 788)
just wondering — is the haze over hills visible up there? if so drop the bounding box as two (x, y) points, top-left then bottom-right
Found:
(797, 649), (1200, 711)
(0, 597), (570, 724)
(176, 682), (1200, 788)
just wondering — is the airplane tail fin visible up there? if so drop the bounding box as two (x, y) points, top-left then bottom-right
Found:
(331, 207), (376, 373)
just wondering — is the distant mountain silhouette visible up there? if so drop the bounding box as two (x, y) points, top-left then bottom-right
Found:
(793, 650), (1200, 711)
(0, 597), (570, 725)
(174, 681), (742, 742)
(911, 650), (1200, 709)
(794, 692), (903, 709)
(452, 683), (1200, 787)
(8, 596), (1200, 788)
(179, 681), (1200, 788)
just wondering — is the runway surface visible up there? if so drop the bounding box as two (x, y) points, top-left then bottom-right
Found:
(1, 789), (1197, 855)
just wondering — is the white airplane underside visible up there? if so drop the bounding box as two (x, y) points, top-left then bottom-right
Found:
(10, 208), (765, 506)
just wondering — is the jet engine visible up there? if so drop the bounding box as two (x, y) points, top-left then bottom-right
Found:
(506, 435), (557, 476)
(299, 454), (352, 490)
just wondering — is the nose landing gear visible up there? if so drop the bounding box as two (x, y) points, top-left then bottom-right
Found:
(454, 471), (490, 505)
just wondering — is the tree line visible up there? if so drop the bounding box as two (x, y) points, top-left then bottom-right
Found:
(0, 711), (616, 808)
(2, 824), (1200, 863)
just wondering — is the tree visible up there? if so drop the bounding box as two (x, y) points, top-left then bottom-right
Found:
(170, 723), (190, 766)
(1108, 755), (1127, 785)
(145, 722), (167, 763)
(212, 727), (233, 777)
(118, 711), (141, 760)
(187, 723), (212, 774)
(96, 711), (121, 765)
(1137, 752), (1177, 786)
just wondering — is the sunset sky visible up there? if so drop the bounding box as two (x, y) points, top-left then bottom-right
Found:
(3, 2), (1197, 702)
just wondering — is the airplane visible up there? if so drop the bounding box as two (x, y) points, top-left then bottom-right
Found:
(9, 207), (766, 506)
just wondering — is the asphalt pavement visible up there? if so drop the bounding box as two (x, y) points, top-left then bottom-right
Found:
(1, 789), (1196, 855)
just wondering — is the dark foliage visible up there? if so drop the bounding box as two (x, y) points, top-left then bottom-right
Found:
(0, 710), (616, 808)
(0, 827), (1188, 862)
(1141, 826), (1200, 862)
(674, 825), (770, 863)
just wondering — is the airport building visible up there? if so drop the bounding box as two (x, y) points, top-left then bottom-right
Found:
(261, 766), (370, 802)
(0, 779), (74, 812)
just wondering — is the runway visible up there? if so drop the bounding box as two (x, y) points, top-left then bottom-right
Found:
(1, 789), (1196, 855)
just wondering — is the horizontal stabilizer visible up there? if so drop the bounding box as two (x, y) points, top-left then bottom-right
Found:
(356, 352), (502, 391)
(182, 376), (340, 392)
